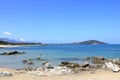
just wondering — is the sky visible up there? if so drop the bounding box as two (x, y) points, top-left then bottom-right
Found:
(0, 0), (120, 44)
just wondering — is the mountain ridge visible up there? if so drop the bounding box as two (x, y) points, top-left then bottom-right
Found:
(0, 38), (42, 45)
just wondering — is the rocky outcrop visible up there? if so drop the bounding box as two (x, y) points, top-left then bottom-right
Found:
(105, 62), (120, 72)
(17, 66), (74, 76)
(28, 61), (34, 65)
(112, 58), (120, 66)
(85, 56), (106, 64)
(0, 51), (25, 55)
(59, 62), (80, 68)
(47, 66), (74, 75)
(82, 62), (89, 68)
(0, 71), (12, 77)
(42, 62), (53, 69)
(92, 56), (105, 64)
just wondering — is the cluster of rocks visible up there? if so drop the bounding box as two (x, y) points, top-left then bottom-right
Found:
(15, 57), (120, 76)
(86, 56), (105, 64)
(86, 56), (120, 72)
(22, 57), (41, 65)
(0, 56), (118, 77)
(0, 71), (12, 77)
(16, 61), (91, 76)
(0, 51), (25, 55)
(59, 62), (80, 68)
(16, 66), (74, 76)
(58, 56), (120, 73)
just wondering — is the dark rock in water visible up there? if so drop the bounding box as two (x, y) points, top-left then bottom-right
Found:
(60, 62), (80, 68)
(42, 62), (53, 69)
(46, 67), (54, 69)
(28, 59), (32, 61)
(89, 64), (103, 69)
(61, 62), (70, 65)
(85, 57), (91, 60)
(22, 60), (27, 63)
(93, 60), (105, 64)
(92, 56), (105, 64)
(59, 58), (81, 61)
(112, 59), (120, 65)
(36, 57), (41, 60)
(93, 56), (105, 60)
(19, 67), (34, 71)
(82, 62), (89, 68)
(0, 51), (25, 55)
(28, 61), (33, 65)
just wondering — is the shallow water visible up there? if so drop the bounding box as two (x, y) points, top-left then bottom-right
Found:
(0, 44), (120, 69)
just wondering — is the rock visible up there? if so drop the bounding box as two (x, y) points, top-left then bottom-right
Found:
(92, 56), (105, 64)
(36, 57), (41, 60)
(0, 71), (2, 76)
(94, 56), (105, 60)
(61, 62), (70, 65)
(49, 66), (74, 75)
(28, 61), (34, 65)
(105, 62), (120, 72)
(85, 57), (91, 60)
(42, 62), (52, 69)
(22, 60), (27, 63)
(28, 59), (32, 61)
(82, 62), (89, 68)
(89, 64), (103, 69)
(60, 62), (80, 68)
(112, 58), (120, 65)
(2, 71), (12, 76)
(0, 51), (25, 55)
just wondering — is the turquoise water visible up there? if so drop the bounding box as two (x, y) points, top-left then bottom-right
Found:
(0, 44), (120, 69)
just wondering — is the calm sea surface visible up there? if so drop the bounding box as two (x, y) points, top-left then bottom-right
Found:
(0, 44), (120, 69)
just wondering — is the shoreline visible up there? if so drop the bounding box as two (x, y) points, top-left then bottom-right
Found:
(0, 44), (42, 48)
(0, 56), (120, 80)
(0, 45), (21, 48)
(0, 68), (120, 80)
(0, 45), (120, 80)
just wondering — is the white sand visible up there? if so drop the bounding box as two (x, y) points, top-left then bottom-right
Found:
(0, 45), (20, 48)
(0, 68), (120, 80)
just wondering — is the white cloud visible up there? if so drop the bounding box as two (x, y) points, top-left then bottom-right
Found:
(20, 38), (24, 41)
(3, 32), (12, 35)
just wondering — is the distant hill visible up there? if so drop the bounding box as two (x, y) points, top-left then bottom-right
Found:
(0, 38), (42, 45)
(0, 38), (22, 43)
(73, 40), (107, 45)
(0, 40), (12, 45)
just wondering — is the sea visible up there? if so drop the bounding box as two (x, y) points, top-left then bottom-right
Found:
(0, 44), (120, 69)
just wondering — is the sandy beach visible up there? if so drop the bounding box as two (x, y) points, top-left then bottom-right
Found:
(0, 45), (20, 48)
(0, 68), (120, 80)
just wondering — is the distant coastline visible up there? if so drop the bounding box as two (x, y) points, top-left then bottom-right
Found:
(0, 39), (108, 48)
(0, 38), (42, 48)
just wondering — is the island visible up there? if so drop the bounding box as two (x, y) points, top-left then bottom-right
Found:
(72, 40), (107, 45)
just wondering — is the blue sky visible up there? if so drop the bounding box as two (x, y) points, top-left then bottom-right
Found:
(0, 0), (120, 43)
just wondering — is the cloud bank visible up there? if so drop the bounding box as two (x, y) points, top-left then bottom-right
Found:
(20, 38), (24, 41)
(3, 32), (12, 35)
